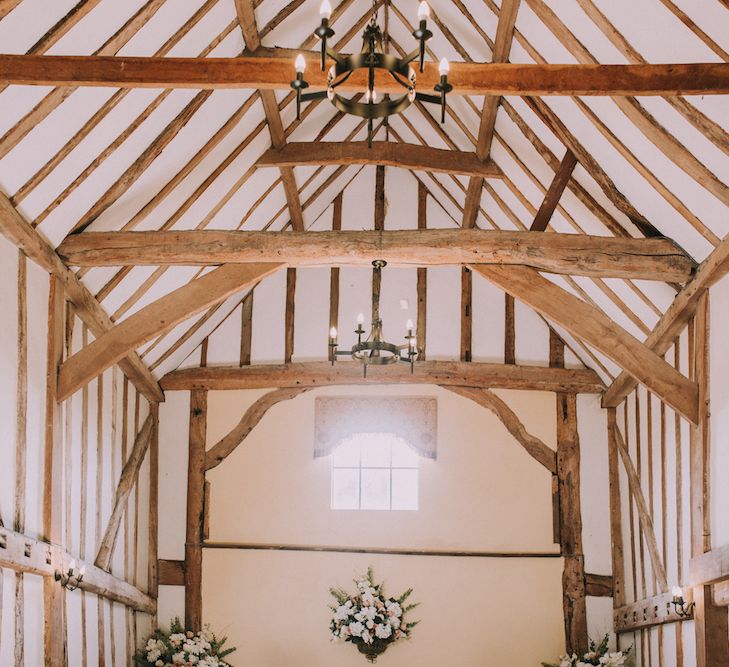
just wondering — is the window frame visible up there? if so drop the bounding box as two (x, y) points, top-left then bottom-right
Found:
(330, 432), (419, 511)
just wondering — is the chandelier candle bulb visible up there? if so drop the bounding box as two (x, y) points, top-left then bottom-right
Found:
(418, 1), (430, 20)
(672, 586), (683, 600)
(319, 0), (332, 19)
(439, 57), (450, 76)
(295, 54), (306, 73)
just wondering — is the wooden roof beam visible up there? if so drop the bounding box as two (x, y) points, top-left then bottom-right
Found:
(0, 192), (163, 403)
(235, 0), (304, 230)
(256, 141), (503, 178)
(160, 360), (604, 393)
(462, 0), (521, 228)
(2, 55), (728, 95)
(56, 263), (282, 402)
(57, 229), (695, 282)
(603, 234), (729, 408)
(470, 264), (699, 424)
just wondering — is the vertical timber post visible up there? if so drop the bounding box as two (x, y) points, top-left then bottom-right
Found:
(44, 275), (66, 665)
(690, 293), (729, 667)
(552, 332), (587, 654)
(185, 389), (207, 631)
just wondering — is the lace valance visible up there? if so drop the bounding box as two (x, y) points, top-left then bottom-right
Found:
(314, 396), (437, 459)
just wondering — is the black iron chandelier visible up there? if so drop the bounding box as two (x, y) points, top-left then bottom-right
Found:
(329, 260), (418, 376)
(291, 0), (452, 146)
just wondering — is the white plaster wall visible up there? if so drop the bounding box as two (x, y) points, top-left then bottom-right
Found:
(195, 385), (570, 665)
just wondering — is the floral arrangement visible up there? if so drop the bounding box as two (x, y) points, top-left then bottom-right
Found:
(329, 567), (419, 663)
(543, 635), (632, 667)
(135, 618), (235, 666)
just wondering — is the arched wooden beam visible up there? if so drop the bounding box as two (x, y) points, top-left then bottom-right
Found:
(205, 387), (309, 470)
(256, 142), (503, 179)
(470, 264), (699, 424)
(447, 386), (557, 473)
(57, 262), (282, 402)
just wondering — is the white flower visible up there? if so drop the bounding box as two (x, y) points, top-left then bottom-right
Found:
(385, 601), (402, 618)
(361, 606), (377, 622)
(361, 630), (373, 644)
(600, 653), (628, 666)
(559, 654), (577, 667)
(172, 653), (186, 665)
(375, 623), (392, 639)
(334, 605), (351, 621)
(390, 617), (400, 630)
(349, 621), (365, 637)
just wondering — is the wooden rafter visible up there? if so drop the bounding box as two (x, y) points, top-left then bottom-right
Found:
(530, 150), (578, 231)
(235, 0), (304, 230)
(469, 264), (699, 424)
(256, 141), (503, 178)
(0, 0), (168, 162)
(0, 192), (163, 403)
(160, 361), (604, 393)
(2, 55), (728, 95)
(462, 0), (521, 228)
(525, 0), (729, 208)
(57, 229), (694, 282)
(57, 263), (282, 402)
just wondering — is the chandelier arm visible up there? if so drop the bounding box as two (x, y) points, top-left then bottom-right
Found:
(415, 92), (441, 104)
(300, 91), (328, 102)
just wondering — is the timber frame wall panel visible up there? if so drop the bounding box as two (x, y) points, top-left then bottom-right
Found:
(609, 301), (729, 666)
(0, 237), (159, 664)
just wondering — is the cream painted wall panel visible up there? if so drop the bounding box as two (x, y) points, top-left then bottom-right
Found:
(425, 267), (460, 360)
(293, 268), (329, 361)
(206, 300), (243, 366)
(514, 300), (551, 366)
(0, 240), (18, 526)
(586, 597), (613, 645)
(203, 549), (565, 667)
(0, 569), (15, 665)
(158, 391), (191, 561)
(578, 394), (611, 575)
(471, 275), (506, 363)
(157, 585), (186, 631)
(67, 588), (84, 666)
(23, 573), (44, 666)
(338, 267), (372, 350)
(207, 385), (557, 551)
(24, 259), (49, 540)
(251, 269), (286, 364)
